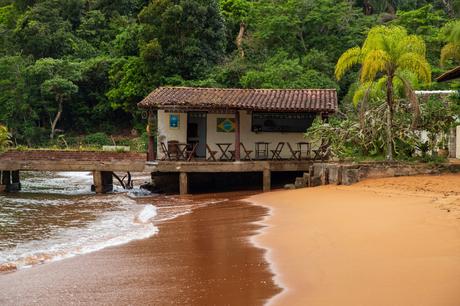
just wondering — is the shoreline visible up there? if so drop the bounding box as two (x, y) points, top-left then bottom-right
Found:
(0, 193), (281, 305)
(249, 174), (460, 306)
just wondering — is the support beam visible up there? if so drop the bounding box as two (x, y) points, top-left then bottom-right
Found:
(92, 171), (113, 194)
(179, 172), (189, 195)
(234, 110), (241, 161)
(263, 168), (271, 192)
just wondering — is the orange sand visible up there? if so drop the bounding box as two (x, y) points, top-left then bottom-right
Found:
(251, 174), (460, 306)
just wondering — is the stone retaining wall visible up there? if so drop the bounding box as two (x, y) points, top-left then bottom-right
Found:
(292, 162), (460, 189)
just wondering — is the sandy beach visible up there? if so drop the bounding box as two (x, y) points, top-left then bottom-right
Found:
(3, 174), (460, 305)
(251, 174), (460, 306)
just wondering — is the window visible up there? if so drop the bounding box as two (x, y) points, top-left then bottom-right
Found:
(252, 112), (316, 133)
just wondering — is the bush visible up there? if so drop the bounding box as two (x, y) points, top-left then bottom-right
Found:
(84, 132), (112, 146)
(0, 125), (12, 151)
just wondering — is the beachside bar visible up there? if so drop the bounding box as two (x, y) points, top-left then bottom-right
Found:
(138, 87), (338, 194)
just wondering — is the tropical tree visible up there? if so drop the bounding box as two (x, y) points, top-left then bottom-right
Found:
(440, 20), (460, 66)
(335, 25), (431, 161)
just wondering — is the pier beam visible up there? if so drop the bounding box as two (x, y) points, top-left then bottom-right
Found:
(92, 171), (114, 194)
(179, 172), (189, 195)
(263, 168), (271, 192)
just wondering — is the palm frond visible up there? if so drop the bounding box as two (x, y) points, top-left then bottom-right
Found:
(360, 50), (390, 82)
(335, 46), (362, 80)
(399, 35), (426, 57)
(396, 52), (431, 84)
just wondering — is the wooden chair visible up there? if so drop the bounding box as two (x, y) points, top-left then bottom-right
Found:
(240, 143), (253, 160)
(271, 142), (285, 160)
(313, 139), (331, 161)
(287, 142), (300, 160)
(160, 142), (170, 161)
(206, 144), (218, 161)
(186, 143), (198, 162)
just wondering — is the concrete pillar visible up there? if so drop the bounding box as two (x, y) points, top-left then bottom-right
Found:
(263, 169), (271, 192)
(147, 110), (157, 161)
(0, 170), (9, 192)
(9, 170), (21, 192)
(92, 171), (113, 194)
(179, 172), (188, 195)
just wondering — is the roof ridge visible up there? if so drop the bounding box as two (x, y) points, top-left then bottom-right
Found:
(158, 86), (337, 91)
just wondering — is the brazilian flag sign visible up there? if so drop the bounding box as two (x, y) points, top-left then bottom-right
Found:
(217, 118), (236, 133)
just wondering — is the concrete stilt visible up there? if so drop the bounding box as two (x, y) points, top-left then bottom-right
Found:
(9, 170), (21, 191)
(0, 171), (8, 192)
(263, 168), (271, 192)
(92, 171), (114, 194)
(179, 172), (188, 195)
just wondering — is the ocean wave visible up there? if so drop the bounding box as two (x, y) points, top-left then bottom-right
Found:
(0, 197), (159, 272)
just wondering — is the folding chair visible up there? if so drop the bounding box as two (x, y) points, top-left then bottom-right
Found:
(186, 143), (198, 162)
(271, 142), (285, 160)
(160, 142), (170, 161)
(313, 139), (331, 161)
(206, 144), (218, 161)
(240, 143), (253, 160)
(287, 143), (300, 160)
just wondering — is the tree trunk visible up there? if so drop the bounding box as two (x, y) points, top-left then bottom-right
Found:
(386, 75), (394, 161)
(236, 22), (246, 58)
(363, 0), (373, 15)
(441, 0), (455, 17)
(50, 96), (63, 140)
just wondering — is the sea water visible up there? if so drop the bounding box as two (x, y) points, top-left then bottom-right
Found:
(0, 172), (183, 272)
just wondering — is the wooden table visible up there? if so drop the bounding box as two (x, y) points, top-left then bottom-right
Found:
(255, 142), (270, 160)
(175, 143), (189, 160)
(297, 142), (311, 159)
(216, 143), (233, 161)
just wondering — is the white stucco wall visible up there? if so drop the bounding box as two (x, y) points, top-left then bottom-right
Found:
(157, 110), (187, 158)
(157, 110), (316, 160)
(207, 111), (313, 159)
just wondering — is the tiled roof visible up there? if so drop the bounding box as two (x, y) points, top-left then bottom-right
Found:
(138, 87), (338, 112)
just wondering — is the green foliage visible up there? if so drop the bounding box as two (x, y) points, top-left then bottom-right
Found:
(0, 0), (458, 150)
(0, 125), (12, 151)
(139, 0), (226, 79)
(84, 132), (112, 146)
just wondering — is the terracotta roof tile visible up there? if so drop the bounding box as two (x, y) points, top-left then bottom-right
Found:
(138, 87), (338, 112)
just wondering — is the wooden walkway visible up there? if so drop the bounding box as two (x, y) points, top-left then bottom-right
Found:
(0, 150), (146, 172)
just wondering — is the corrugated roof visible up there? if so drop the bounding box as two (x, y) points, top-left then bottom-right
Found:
(138, 87), (338, 112)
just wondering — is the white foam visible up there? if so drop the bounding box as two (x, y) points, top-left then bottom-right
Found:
(136, 205), (157, 223)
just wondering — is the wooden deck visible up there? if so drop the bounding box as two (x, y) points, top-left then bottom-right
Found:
(0, 150), (314, 194)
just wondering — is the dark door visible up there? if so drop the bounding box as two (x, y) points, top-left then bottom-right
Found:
(187, 112), (207, 158)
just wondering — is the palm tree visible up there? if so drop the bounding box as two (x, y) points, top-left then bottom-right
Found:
(335, 25), (431, 161)
(440, 20), (460, 66)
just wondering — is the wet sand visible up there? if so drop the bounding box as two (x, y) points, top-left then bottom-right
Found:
(251, 174), (460, 306)
(0, 196), (281, 305)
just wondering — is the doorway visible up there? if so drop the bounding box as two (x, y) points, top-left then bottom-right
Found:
(187, 112), (207, 158)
